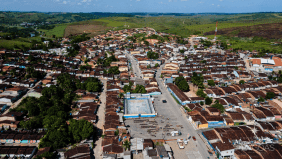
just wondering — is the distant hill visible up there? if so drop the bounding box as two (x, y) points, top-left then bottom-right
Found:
(0, 12), (134, 25)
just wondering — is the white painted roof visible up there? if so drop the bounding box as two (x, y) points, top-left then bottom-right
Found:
(261, 59), (275, 65)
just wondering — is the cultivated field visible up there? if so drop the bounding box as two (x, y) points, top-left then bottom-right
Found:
(64, 21), (110, 37)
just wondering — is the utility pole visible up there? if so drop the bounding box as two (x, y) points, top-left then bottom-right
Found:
(214, 21), (218, 40)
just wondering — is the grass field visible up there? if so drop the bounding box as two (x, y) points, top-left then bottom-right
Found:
(37, 23), (69, 38)
(0, 39), (32, 50)
(0, 32), (11, 36)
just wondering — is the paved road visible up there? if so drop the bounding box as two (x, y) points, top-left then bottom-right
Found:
(94, 79), (107, 159)
(125, 51), (142, 78)
(155, 64), (211, 159)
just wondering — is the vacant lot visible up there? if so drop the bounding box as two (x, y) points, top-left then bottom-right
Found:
(64, 21), (110, 37)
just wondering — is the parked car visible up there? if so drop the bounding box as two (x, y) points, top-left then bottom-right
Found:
(177, 139), (185, 149)
(162, 100), (167, 103)
(193, 136), (196, 141)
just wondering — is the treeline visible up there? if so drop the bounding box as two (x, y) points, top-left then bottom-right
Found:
(0, 26), (37, 39)
(0, 12), (134, 25)
(37, 25), (55, 30)
(10, 73), (101, 149)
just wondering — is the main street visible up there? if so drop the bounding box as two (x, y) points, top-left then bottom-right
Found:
(125, 51), (145, 85)
(125, 50), (211, 158)
(155, 63), (211, 159)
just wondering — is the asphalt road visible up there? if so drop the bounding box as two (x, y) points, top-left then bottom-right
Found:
(125, 51), (142, 78)
(155, 64), (211, 159)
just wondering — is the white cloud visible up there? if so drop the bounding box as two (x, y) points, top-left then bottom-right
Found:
(217, 4), (220, 6)
(212, 4), (214, 5)
(82, 0), (87, 2)
(63, 0), (67, 4)
(168, 0), (172, 2)
(180, 0), (187, 1)
(136, 0), (140, 1)
(77, 2), (82, 5)
(219, 0), (223, 1)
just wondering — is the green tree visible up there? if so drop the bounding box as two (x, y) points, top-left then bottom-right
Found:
(155, 63), (159, 67)
(178, 80), (190, 92)
(196, 89), (206, 98)
(19, 117), (43, 129)
(212, 103), (225, 113)
(147, 51), (159, 59)
(68, 119), (94, 143)
(257, 97), (265, 103)
(191, 72), (204, 89)
(175, 77), (190, 92)
(123, 140), (131, 151)
(86, 82), (101, 92)
(108, 66), (120, 74)
(205, 97), (213, 105)
(200, 101), (204, 106)
(239, 80), (245, 85)
(265, 92), (275, 99)
(132, 85), (147, 93)
(207, 80), (215, 86)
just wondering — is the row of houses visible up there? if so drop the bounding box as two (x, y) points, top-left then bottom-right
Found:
(202, 125), (282, 159)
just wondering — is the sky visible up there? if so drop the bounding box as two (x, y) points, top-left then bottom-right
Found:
(0, 0), (281, 13)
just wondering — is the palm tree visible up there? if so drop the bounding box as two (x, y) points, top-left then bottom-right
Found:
(123, 140), (131, 151)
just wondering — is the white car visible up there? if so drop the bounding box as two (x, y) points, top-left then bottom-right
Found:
(177, 139), (185, 149)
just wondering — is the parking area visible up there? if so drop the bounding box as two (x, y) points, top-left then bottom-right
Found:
(124, 95), (191, 139)
(166, 140), (202, 159)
